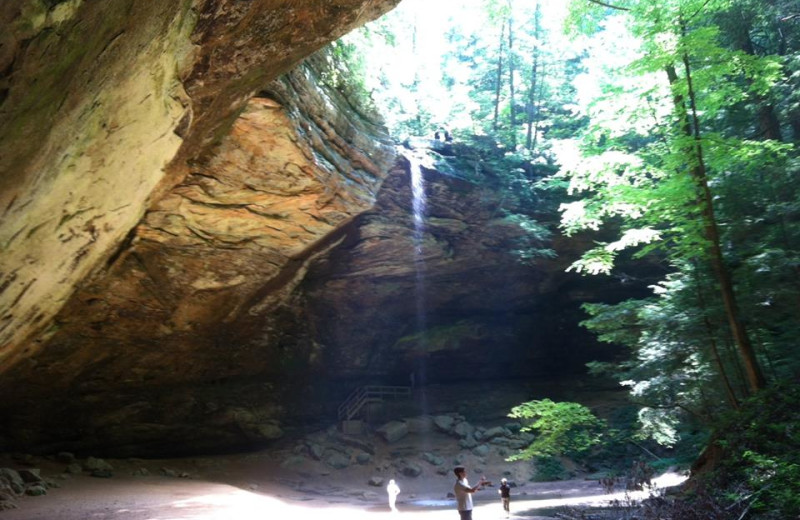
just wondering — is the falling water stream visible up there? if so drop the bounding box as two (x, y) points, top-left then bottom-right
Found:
(407, 151), (430, 418)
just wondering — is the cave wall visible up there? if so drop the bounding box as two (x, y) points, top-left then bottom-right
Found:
(0, 50), (397, 456)
(0, 0), (656, 458)
(0, 0), (401, 373)
(302, 153), (650, 390)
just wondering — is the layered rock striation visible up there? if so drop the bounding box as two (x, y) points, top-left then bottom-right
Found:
(0, 0), (401, 372)
(0, 51), (396, 456)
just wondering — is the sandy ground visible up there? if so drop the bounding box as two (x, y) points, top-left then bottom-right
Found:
(1, 382), (671, 519)
(0, 450), (686, 520)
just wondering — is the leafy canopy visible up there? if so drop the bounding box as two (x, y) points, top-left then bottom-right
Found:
(507, 399), (607, 460)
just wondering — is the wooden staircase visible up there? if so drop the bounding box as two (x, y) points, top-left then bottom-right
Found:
(337, 385), (412, 422)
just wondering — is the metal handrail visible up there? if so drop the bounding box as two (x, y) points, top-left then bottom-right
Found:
(337, 385), (411, 421)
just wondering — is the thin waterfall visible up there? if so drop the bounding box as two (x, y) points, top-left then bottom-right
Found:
(408, 152), (429, 416)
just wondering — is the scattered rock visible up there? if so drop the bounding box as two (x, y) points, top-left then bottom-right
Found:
(0, 493), (17, 510)
(17, 468), (43, 484)
(281, 456), (307, 468)
(85, 457), (114, 472)
(355, 451), (372, 465)
(453, 422), (475, 439)
(335, 434), (376, 455)
(472, 445), (490, 457)
(307, 443), (325, 461)
(56, 452), (76, 464)
(422, 452), (445, 466)
(459, 435), (478, 449)
(508, 439), (529, 450)
(368, 476), (384, 487)
(324, 452), (350, 469)
(480, 426), (508, 441)
(433, 415), (455, 433)
(65, 463), (82, 475)
(376, 421), (409, 443)
(131, 468), (150, 476)
(25, 485), (47, 496)
(90, 469), (113, 478)
(400, 462), (422, 478)
(0, 469), (25, 492)
(160, 467), (179, 477)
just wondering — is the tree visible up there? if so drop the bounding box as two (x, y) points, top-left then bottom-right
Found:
(558, 0), (791, 395)
(524, 1), (543, 150)
(507, 399), (607, 460)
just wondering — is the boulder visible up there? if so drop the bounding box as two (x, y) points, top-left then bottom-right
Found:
(0, 469), (24, 492)
(84, 457), (114, 472)
(405, 416), (434, 433)
(433, 415), (455, 433)
(56, 452), (76, 464)
(324, 452), (350, 469)
(17, 469), (43, 484)
(459, 436), (479, 449)
(377, 421), (409, 443)
(400, 462), (422, 478)
(481, 426), (508, 441)
(65, 463), (82, 475)
(422, 452), (446, 466)
(472, 445), (490, 457)
(453, 421), (475, 438)
(25, 486), (47, 496)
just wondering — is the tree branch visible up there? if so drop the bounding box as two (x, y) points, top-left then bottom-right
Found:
(586, 0), (630, 11)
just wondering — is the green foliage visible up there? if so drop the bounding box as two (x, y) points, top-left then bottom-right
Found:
(507, 399), (607, 460)
(582, 269), (747, 446)
(319, 38), (380, 120)
(554, 3), (800, 488)
(530, 455), (569, 481)
(705, 382), (800, 517)
(554, 0), (790, 276)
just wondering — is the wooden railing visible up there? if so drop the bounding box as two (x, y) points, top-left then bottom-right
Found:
(337, 385), (411, 421)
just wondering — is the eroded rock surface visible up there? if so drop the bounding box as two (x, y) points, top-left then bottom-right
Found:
(0, 52), (396, 456)
(0, 1), (654, 458)
(0, 0), (401, 372)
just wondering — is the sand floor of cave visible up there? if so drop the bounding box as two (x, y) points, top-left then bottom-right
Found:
(1, 461), (686, 520)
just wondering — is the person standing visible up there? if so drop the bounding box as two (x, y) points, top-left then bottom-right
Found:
(387, 478), (400, 512)
(453, 466), (487, 520)
(498, 477), (511, 517)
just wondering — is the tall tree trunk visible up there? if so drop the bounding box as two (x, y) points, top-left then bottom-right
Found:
(525, 53), (538, 150)
(507, 5), (517, 148)
(665, 50), (767, 394)
(727, 9), (783, 140)
(525, 2), (541, 150)
(692, 263), (740, 410)
(493, 21), (506, 132)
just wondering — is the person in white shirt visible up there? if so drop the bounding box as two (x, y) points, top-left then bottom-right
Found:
(387, 479), (400, 512)
(453, 466), (488, 520)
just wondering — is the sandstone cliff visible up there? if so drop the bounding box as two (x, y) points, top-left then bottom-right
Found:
(0, 1), (653, 458)
(0, 0), (401, 372)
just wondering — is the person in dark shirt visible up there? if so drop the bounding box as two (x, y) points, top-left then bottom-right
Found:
(498, 477), (511, 517)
